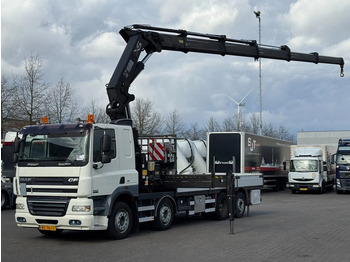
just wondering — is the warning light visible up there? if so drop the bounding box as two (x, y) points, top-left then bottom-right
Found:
(88, 114), (94, 124)
(42, 117), (49, 124)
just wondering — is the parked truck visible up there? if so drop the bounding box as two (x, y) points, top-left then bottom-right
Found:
(1, 132), (18, 209)
(334, 139), (350, 193)
(287, 145), (335, 193)
(12, 25), (344, 239)
(207, 132), (292, 191)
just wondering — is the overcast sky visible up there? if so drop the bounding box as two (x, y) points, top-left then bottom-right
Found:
(2, 0), (350, 136)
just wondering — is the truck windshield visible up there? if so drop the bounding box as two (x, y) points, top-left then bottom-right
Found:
(336, 154), (350, 165)
(18, 132), (89, 166)
(290, 160), (318, 172)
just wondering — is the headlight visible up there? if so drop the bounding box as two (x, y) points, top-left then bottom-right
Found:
(336, 179), (341, 187)
(72, 205), (91, 212)
(16, 203), (25, 210)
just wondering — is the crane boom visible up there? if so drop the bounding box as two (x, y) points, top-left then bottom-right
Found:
(106, 24), (345, 122)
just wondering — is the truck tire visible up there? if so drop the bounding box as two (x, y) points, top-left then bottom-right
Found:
(154, 198), (174, 231)
(234, 192), (246, 218)
(107, 202), (133, 240)
(213, 192), (228, 220)
(1, 191), (8, 209)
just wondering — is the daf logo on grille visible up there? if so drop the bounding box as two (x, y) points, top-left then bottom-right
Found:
(20, 177), (32, 182)
(347, 166), (350, 171)
(68, 178), (79, 183)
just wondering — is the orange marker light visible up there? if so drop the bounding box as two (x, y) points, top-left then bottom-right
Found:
(42, 117), (49, 124)
(88, 114), (94, 124)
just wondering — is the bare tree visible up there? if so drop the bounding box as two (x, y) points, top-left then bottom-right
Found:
(222, 116), (235, 132)
(183, 123), (205, 140)
(45, 78), (78, 123)
(249, 113), (260, 134)
(205, 116), (221, 132)
(1, 75), (19, 136)
(131, 98), (162, 135)
(82, 99), (110, 123)
(164, 110), (184, 136)
(276, 125), (295, 142)
(262, 122), (277, 138)
(13, 54), (49, 124)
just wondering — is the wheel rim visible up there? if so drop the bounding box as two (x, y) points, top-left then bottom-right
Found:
(160, 205), (171, 225)
(237, 198), (245, 213)
(115, 209), (129, 233)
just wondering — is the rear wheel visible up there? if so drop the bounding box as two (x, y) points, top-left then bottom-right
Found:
(107, 202), (132, 240)
(234, 192), (246, 218)
(154, 198), (174, 231)
(213, 192), (228, 220)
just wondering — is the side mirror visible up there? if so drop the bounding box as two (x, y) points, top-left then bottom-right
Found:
(102, 134), (111, 153)
(14, 136), (21, 153)
(101, 134), (112, 164)
(323, 166), (328, 171)
(101, 154), (111, 164)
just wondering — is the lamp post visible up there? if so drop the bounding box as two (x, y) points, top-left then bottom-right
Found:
(254, 10), (262, 135)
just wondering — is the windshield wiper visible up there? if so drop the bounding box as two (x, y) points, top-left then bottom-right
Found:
(26, 162), (43, 167)
(57, 158), (78, 166)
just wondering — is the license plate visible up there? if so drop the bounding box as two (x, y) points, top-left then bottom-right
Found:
(39, 225), (56, 231)
(300, 188), (308, 191)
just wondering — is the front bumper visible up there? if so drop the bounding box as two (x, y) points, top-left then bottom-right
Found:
(287, 183), (321, 191)
(336, 179), (350, 191)
(15, 196), (108, 231)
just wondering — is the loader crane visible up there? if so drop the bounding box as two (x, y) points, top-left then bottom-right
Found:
(106, 24), (344, 122)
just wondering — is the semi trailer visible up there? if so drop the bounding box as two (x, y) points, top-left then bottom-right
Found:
(207, 132), (292, 190)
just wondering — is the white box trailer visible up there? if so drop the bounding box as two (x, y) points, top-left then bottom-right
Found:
(287, 145), (335, 193)
(207, 132), (292, 190)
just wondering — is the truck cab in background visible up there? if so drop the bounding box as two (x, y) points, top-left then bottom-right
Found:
(1, 132), (19, 209)
(287, 145), (335, 193)
(334, 139), (350, 193)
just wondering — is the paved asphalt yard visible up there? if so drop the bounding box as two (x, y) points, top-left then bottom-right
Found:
(2, 189), (350, 262)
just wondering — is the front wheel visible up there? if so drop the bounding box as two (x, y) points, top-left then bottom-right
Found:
(234, 192), (246, 218)
(1, 191), (8, 209)
(154, 198), (174, 231)
(107, 202), (133, 240)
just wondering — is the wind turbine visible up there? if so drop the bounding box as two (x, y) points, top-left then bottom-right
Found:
(226, 87), (255, 130)
(226, 87), (255, 116)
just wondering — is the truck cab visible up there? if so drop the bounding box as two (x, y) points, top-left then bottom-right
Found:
(14, 121), (138, 233)
(287, 147), (335, 193)
(334, 139), (350, 193)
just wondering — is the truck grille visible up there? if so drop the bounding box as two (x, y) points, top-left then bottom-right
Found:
(339, 172), (350, 179)
(341, 179), (350, 188)
(27, 197), (70, 217)
(294, 178), (314, 182)
(19, 176), (79, 196)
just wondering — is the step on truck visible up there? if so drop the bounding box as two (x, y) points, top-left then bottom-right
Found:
(13, 25), (344, 239)
(287, 145), (335, 193)
(334, 139), (350, 193)
(207, 132), (292, 191)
